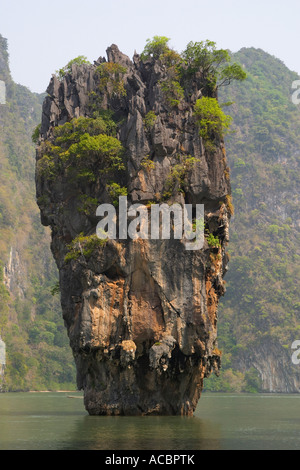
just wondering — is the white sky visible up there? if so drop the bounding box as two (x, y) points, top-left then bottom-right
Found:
(0, 0), (300, 93)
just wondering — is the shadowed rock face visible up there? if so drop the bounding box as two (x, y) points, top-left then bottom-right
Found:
(36, 44), (231, 415)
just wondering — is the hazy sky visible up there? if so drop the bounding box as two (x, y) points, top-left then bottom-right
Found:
(1, 0), (300, 93)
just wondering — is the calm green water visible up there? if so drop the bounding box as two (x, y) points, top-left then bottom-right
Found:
(0, 392), (300, 450)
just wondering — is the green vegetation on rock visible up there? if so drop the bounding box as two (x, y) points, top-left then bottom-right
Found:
(181, 40), (247, 90)
(194, 96), (232, 150)
(56, 56), (91, 80)
(140, 36), (172, 61)
(140, 36), (246, 113)
(106, 182), (128, 207)
(96, 62), (127, 98)
(206, 232), (221, 249)
(37, 116), (125, 181)
(162, 155), (201, 200)
(64, 233), (107, 263)
(143, 111), (157, 130)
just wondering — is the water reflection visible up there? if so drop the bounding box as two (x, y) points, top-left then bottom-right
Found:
(61, 414), (222, 450)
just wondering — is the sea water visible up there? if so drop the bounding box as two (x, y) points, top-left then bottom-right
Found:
(0, 392), (299, 450)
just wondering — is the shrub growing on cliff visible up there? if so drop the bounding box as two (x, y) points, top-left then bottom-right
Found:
(225, 195), (234, 216)
(31, 124), (41, 144)
(37, 116), (125, 181)
(162, 155), (201, 199)
(140, 36), (184, 109)
(56, 56), (91, 80)
(77, 195), (99, 216)
(160, 79), (184, 108)
(141, 37), (182, 68)
(53, 115), (115, 141)
(194, 97), (232, 149)
(140, 36), (171, 61)
(141, 156), (156, 172)
(66, 133), (124, 171)
(143, 111), (157, 130)
(181, 40), (246, 92)
(141, 37), (246, 100)
(206, 232), (221, 249)
(64, 233), (107, 263)
(106, 182), (128, 207)
(96, 62), (127, 98)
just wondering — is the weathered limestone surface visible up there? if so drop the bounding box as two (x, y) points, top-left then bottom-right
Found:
(36, 45), (231, 415)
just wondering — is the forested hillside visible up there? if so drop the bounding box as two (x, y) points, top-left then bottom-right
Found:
(205, 48), (300, 392)
(0, 34), (76, 391)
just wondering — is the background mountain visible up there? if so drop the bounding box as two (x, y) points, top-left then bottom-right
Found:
(205, 48), (300, 392)
(0, 35), (299, 393)
(0, 34), (76, 391)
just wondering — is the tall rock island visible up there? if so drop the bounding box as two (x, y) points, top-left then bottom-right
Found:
(35, 41), (233, 415)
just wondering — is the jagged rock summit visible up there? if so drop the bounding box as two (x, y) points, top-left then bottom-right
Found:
(36, 44), (231, 415)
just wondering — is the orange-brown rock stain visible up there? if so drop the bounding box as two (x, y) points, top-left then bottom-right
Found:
(90, 279), (126, 348)
(205, 278), (218, 330)
(129, 269), (165, 345)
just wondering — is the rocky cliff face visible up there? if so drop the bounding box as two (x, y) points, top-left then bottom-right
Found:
(36, 45), (231, 415)
(0, 34), (76, 392)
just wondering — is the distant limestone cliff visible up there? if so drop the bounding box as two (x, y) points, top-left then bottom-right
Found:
(0, 33), (75, 393)
(35, 41), (233, 415)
